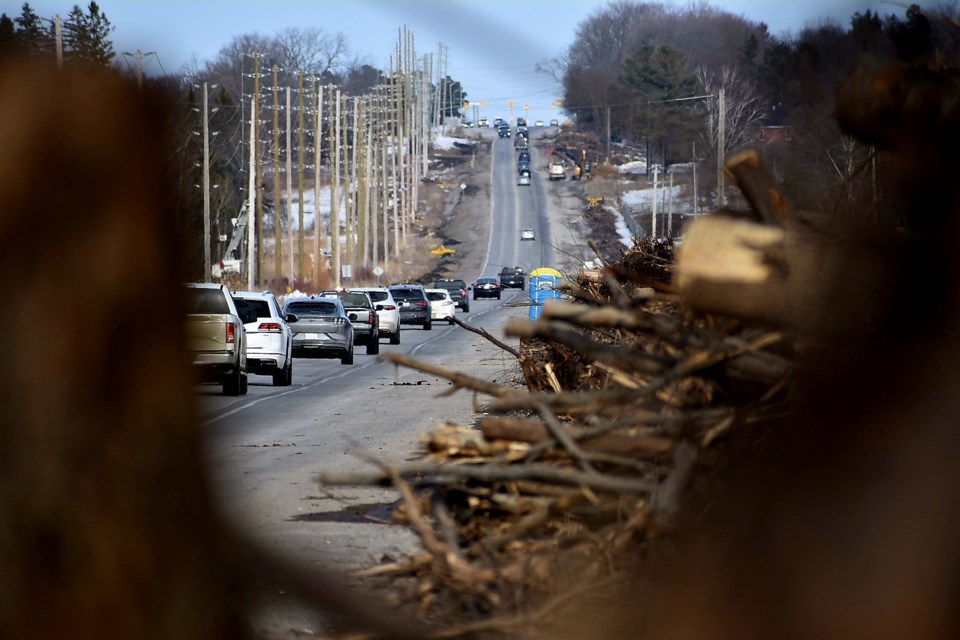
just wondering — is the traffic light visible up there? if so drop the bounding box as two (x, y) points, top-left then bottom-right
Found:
(509, 99), (514, 109)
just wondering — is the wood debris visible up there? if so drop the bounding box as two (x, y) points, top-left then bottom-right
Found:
(316, 161), (803, 637)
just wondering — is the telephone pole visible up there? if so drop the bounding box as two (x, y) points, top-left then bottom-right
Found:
(313, 81), (324, 287)
(297, 70), (305, 285)
(331, 88), (341, 288)
(285, 85), (294, 287)
(272, 65), (282, 287)
(202, 81), (211, 280)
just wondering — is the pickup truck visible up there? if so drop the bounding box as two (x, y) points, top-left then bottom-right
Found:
(184, 282), (248, 395)
(433, 278), (470, 312)
(319, 290), (380, 355)
(549, 163), (565, 181)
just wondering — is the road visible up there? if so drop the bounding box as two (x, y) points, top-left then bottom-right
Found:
(198, 125), (573, 637)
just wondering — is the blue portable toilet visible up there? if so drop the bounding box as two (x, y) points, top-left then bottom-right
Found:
(528, 267), (563, 319)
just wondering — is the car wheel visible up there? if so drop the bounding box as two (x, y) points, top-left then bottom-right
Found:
(341, 345), (354, 365)
(390, 330), (400, 345)
(285, 360), (293, 385)
(424, 320), (432, 331)
(223, 365), (242, 396)
(448, 318), (455, 325)
(366, 333), (380, 355)
(272, 367), (285, 386)
(463, 305), (470, 313)
(497, 294), (501, 300)
(239, 372), (248, 395)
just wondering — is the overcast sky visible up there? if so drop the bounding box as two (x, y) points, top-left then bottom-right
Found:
(21, 0), (945, 122)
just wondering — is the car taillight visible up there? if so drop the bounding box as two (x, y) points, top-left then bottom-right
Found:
(382, 305), (397, 311)
(368, 311), (376, 325)
(258, 322), (282, 332)
(415, 300), (428, 307)
(226, 322), (236, 344)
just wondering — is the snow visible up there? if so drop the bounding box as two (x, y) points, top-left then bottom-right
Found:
(617, 160), (648, 175)
(279, 185), (355, 230)
(621, 184), (682, 208)
(432, 134), (468, 151)
(612, 210), (633, 247)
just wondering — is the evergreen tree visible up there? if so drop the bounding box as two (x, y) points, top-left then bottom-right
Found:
(6, 3), (54, 57)
(620, 44), (699, 166)
(63, 1), (114, 68)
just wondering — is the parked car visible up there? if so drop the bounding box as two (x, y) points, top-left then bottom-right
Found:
(232, 290), (293, 386)
(282, 296), (354, 364)
(521, 228), (536, 241)
(426, 289), (457, 324)
(388, 284), (432, 330)
(352, 287), (401, 345)
(473, 277), (502, 300)
(433, 278), (470, 312)
(499, 266), (525, 289)
(184, 283), (248, 395)
(318, 290), (379, 355)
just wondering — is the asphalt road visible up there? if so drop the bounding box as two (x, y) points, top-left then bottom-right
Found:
(197, 125), (571, 637)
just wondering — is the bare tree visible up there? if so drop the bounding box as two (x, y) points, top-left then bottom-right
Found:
(695, 65), (768, 157)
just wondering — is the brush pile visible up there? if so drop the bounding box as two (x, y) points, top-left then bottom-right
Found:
(316, 158), (799, 637)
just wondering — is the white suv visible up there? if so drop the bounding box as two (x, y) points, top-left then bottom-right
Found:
(232, 291), (294, 386)
(352, 287), (401, 345)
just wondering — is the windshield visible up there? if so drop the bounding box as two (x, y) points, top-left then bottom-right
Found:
(234, 298), (270, 319)
(426, 291), (447, 301)
(390, 289), (422, 301)
(326, 292), (370, 308)
(185, 288), (230, 314)
(286, 301), (338, 317)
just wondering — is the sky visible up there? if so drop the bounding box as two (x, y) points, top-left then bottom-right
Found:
(19, 0), (945, 124)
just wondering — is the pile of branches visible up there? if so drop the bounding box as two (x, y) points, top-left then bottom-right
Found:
(316, 208), (796, 637)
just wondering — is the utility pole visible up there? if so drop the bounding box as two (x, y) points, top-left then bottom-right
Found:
(652, 164), (659, 239)
(667, 172), (674, 238)
(362, 97), (372, 268)
(346, 96), (357, 275)
(54, 16), (62, 71)
(692, 141), (699, 216)
(331, 88), (341, 288)
(285, 85), (294, 288)
(297, 70), (305, 285)
(371, 91), (380, 270)
(313, 80), (323, 288)
(717, 88), (726, 208)
(389, 56), (400, 258)
(253, 52), (262, 288)
(273, 65), (282, 287)
(247, 92), (257, 290)
(202, 81), (211, 281)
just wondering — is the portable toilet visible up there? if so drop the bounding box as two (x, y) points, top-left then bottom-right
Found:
(528, 267), (563, 319)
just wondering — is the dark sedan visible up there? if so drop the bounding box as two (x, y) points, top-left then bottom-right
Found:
(473, 277), (502, 300)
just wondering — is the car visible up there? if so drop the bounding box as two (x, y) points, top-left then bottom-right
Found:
(521, 228), (536, 241)
(426, 289), (457, 324)
(514, 136), (528, 149)
(433, 278), (470, 312)
(473, 277), (502, 300)
(184, 283), (248, 395)
(283, 296), (354, 364)
(318, 290), (380, 355)
(535, 120), (544, 127)
(352, 287), (401, 345)
(497, 124), (511, 138)
(516, 117), (527, 127)
(518, 172), (530, 186)
(517, 161), (531, 174)
(462, 120), (474, 128)
(478, 116), (489, 127)
(388, 284), (432, 330)
(499, 266), (525, 289)
(549, 163), (565, 180)
(493, 117), (503, 127)
(550, 119), (559, 126)
(232, 290), (293, 386)
(517, 150), (531, 164)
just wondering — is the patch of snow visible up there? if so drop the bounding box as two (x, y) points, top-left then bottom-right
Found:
(612, 210), (633, 248)
(621, 184), (683, 208)
(617, 160), (647, 175)
(433, 134), (468, 151)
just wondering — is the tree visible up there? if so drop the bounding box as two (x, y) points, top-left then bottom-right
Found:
(0, 3), (54, 58)
(620, 44), (700, 166)
(437, 76), (466, 118)
(695, 65), (768, 158)
(62, 1), (114, 69)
